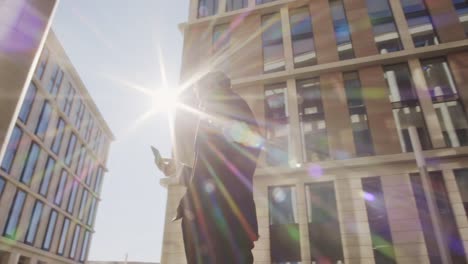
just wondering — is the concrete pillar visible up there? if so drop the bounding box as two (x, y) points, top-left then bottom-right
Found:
(281, 7), (294, 72)
(296, 183), (311, 264)
(0, 0), (58, 181)
(218, 0), (227, 15)
(408, 59), (446, 148)
(6, 252), (20, 264)
(25, 256), (38, 264)
(425, 0), (465, 43)
(248, 0), (256, 9)
(388, 0), (414, 49)
(447, 52), (468, 115)
(309, 0), (339, 64)
(189, 0), (198, 21)
(286, 79), (303, 164)
(320, 72), (356, 159)
(342, 0), (378, 57)
(358, 66), (401, 155)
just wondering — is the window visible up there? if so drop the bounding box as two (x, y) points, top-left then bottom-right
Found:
(35, 101), (52, 140)
(3, 190), (26, 239)
(452, 0), (468, 36)
(54, 169), (68, 206)
(198, 0), (218, 18)
(0, 177), (5, 197)
(76, 101), (86, 130)
(67, 180), (79, 214)
(42, 210), (58, 250)
(344, 72), (374, 156)
(19, 83), (37, 123)
(306, 182), (344, 263)
(290, 7), (316, 68)
(69, 225), (81, 259)
(79, 231), (90, 262)
(454, 169), (468, 217)
(262, 13), (285, 73)
(297, 78), (329, 161)
(384, 63), (431, 152)
(212, 24), (230, 53)
(47, 65), (64, 97)
(87, 197), (97, 226)
(269, 186), (301, 263)
(421, 57), (468, 147)
(20, 142), (41, 185)
(330, 0), (355, 60)
(61, 83), (75, 116)
(51, 118), (66, 154)
(401, 0), (439, 47)
(1, 126), (23, 173)
(76, 145), (86, 176)
(366, 0), (403, 53)
(85, 161), (94, 186)
(226, 0), (247, 11)
(58, 218), (70, 255)
(35, 48), (49, 80)
(362, 177), (396, 264)
(78, 189), (88, 220)
(256, 0), (277, 4)
(265, 83), (289, 166)
(94, 166), (104, 193)
(64, 133), (77, 167)
(84, 114), (94, 141)
(411, 172), (467, 263)
(39, 157), (56, 197)
(25, 201), (44, 245)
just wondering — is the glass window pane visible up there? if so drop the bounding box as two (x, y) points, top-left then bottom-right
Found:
(54, 170), (68, 205)
(226, 0), (247, 11)
(39, 157), (56, 197)
(35, 48), (49, 80)
(42, 210), (58, 250)
(76, 145), (86, 176)
(67, 180), (79, 214)
(3, 190), (27, 239)
(52, 118), (66, 154)
(366, 0), (403, 53)
(269, 186), (297, 225)
(330, 0), (355, 60)
(393, 106), (432, 152)
(198, 0), (218, 17)
(25, 201), (44, 245)
(35, 101), (52, 139)
(401, 0), (439, 47)
(384, 63), (418, 102)
(421, 57), (458, 99)
(70, 225), (81, 259)
(0, 177), (5, 196)
(79, 231), (90, 262)
(434, 101), (468, 147)
(78, 189), (88, 220)
(58, 218), (70, 255)
(20, 143), (41, 185)
(262, 13), (285, 73)
(290, 7), (316, 67)
(94, 166), (104, 193)
(87, 197), (97, 226)
(452, 0), (468, 37)
(61, 84), (75, 116)
(65, 133), (77, 166)
(1, 126), (23, 173)
(454, 169), (468, 217)
(19, 83), (37, 123)
(265, 83), (289, 166)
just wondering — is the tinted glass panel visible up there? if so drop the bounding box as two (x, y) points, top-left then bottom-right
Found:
(58, 218), (70, 255)
(70, 225), (81, 259)
(39, 157), (56, 197)
(434, 101), (468, 147)
(421, 58), (458, 99)
(79, 231), (90, 262)
(3, 190), (26, 239)
(42, 210), (58, 250)
(262, 13), (285, 73)
(1, 126), (23, 173)
(87, 197), (97, 226)
(65, 134), (77, 166)
(290, 7), (316, 67)
(366, 0), (403, 53)
(401, 0), (439, 47)
(52, 118), (66, 154)
(265, 83), (289, 165)
(19, 83), (37, 123)
(198, 0), (218, 17)
(226, 0), (247, 11)
(20, 143), (41, 185)
(35, 101), (52, 139)
(67, 181), (79, 214)
(78, 189), (88, 220)
(25, 201), (44, 244)
(330, 0), (355, 59)
(54, 170), (68, 205)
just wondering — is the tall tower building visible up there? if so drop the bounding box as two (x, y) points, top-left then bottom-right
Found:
(0, 28), (114, 264)
(162, 0), (468, 263)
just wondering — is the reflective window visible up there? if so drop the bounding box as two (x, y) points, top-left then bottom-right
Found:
(434, 101), (468, 147)
(344, 72), (374, 156)
(42, 210), (58, 250)
(401, 0), (439, 47)
(265, 83), (289, 166)
(20, 142), (41, 185)
(39, 157), (56, 197)
(76, 145), (86, 176)
(269, 186), (300, 263)
(290, 7), (316, 68)
(75, 101), (86, 130)
(69, 225), (81, 259)
(47, 65), (64, 97)
(262, 13), (285, 73)
(226, 0), (247, 11)
(35, 48), (49, 80)
(61, 83), (76, 116)
(198, 0), (218, 18)
(366, 0), (403, 53)
(58, 218), (70, 255)
(297, 78), (329, 161)
(25, 201), (44, 245)
(1, 126), (23, 173)
(87, 197), (97, 226)
(330, 0), (355, 60)
(452, 0), (468, 36)
(3, 190), (26, 239)
(362, 177), (396, 263)
(79, 231), (90, 262)
(35, 101), (52, 140)
(19, 83), (37, 123)
(306, 182), (344, 263)
(54, 170), (68, 206)
(84, 114), (94, 141)
(78, 189), (88, 220)
(94, 166), (104, 193)
(421, 57), (458, 99)
(65, 133), (77, 167)
(85, 161), (95, 186)
(67, 180), (79, 214)
(384, 63), (431, 152)
(51, 118), (66, 154)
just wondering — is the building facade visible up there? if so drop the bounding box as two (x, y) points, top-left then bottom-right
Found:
(162, 0), (468, 263)
(0, 29), (114, 264)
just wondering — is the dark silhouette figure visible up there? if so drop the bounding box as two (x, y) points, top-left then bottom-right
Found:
(174, 72), (262, 264)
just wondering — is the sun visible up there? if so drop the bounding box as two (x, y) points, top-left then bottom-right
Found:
(152, 87), (180, 113)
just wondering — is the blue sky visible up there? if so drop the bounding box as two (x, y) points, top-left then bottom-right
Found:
(53, 1), (188, 261)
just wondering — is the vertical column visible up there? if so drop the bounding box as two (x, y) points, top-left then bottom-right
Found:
(408, 59), (446, 148)
(388, 0), (414, 49)
(382, 174), (430, 263)
(286, 79), (303, 164)
(320, 72), (356, 159)
(359, 66), (401, 155)
(25, 257), (38, 264)
(447, 52), (468, 115)
(296, 183), (311, 264)
(309, 0), (339, 64)
(335, 178), (374, 263)
(252, 180), (271, 264)
(281, 7), (294, 72)
(248, 0), (256, 9)
(189, 0), (199, 21)
(219, 0), (227, 15)
(425, 0), (465, 42)
(6, 252), (20, 264)
(343, 0), (379, 57)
